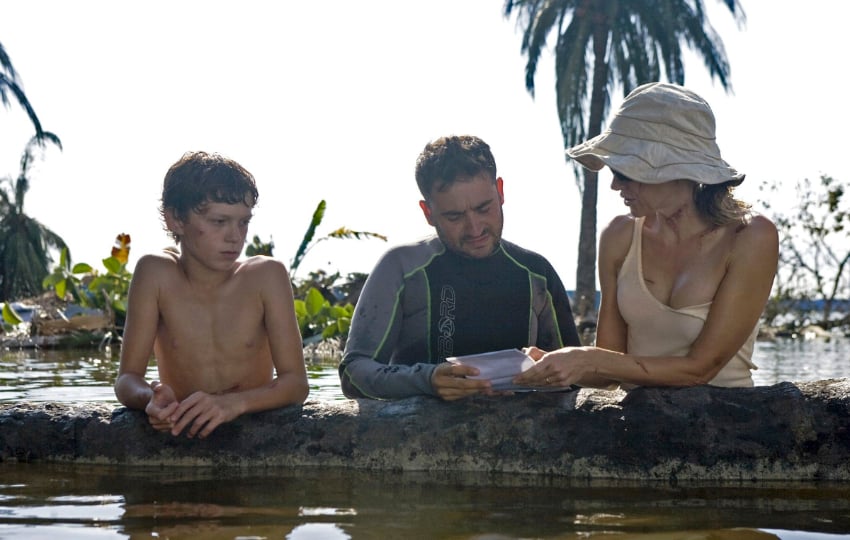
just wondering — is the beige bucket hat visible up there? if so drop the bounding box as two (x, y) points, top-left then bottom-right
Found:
(566, 82), (744, 185)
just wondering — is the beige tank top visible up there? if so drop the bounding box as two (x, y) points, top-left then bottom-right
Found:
(617, 217), (757, 387)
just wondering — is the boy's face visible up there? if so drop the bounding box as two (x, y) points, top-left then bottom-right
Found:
(419, 172), (504, 259)
(167, 201), (253, 269)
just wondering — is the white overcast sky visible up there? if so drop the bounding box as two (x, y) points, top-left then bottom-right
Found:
(1, 1), (848, 289)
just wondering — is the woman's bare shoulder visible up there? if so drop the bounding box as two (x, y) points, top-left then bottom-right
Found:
(730, 214), (779, 267)
(601, 214), (636, 237)
(736, 214), (779, 246)
(600, 214), (636, 255)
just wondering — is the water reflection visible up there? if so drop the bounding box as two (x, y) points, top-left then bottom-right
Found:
(1, 464), (850, 539)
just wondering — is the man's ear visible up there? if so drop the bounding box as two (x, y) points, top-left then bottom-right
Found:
(419, 200), (434, 226)
(163, 208), (185, 237)
(496, 176), (505, 204)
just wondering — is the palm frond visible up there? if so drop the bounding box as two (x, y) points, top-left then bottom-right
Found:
(291, 200), (327, 272)
(326, 227), (388, 242)
(0, 73), (44, 138)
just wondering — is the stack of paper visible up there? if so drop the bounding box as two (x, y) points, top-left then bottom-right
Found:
(446, 349), (539, 391)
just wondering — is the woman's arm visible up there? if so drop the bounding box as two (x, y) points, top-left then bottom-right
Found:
(517, 215), (779, 389)
(595, 215), (633, 352)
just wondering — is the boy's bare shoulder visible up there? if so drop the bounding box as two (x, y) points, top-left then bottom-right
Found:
(135, 250), (180, 271)
(235, 256), (292, 283)
(238, 255), (289, 272)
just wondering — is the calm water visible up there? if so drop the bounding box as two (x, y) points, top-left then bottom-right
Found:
(1, 336), (847, 404)
(1, 337), (848, 539)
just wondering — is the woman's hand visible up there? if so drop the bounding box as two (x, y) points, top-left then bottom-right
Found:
(514, 347), (594, 388)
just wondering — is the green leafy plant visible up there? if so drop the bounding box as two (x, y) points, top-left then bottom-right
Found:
(87, 254), (132, 320)
(249, 200), (385, 343)
(41, 247), (89, 305)
(42, 234), (133, 326)
(294, 287), (354, 343)
(2, 302), (23, 327)
(245, 234), (274, 256)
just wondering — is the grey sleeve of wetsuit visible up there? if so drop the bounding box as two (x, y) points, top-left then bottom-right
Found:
(338, 248), (439, 400)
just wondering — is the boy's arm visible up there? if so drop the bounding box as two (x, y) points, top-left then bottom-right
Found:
(237, 257), (309, 413)
(114, 254), (162, 409)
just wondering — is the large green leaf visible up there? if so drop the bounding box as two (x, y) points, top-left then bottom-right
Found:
(55, 278), (67, 299)
(291, 200), (326, 273)
(304, 287), (326, 317)
(2, 302), (23, 325)
(102, 256), (122, 274)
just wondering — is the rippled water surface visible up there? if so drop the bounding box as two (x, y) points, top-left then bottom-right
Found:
(1, 336), (847, 404)
(1, 337), (848, 539)
(0, 346), (345, 404)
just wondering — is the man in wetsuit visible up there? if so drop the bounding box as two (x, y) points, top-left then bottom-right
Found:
(338, 135), (581, 400)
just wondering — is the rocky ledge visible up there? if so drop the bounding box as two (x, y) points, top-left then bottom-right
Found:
(2, 379), (849, 482)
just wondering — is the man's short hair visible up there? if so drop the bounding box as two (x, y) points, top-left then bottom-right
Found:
(414, 135), (497, 200)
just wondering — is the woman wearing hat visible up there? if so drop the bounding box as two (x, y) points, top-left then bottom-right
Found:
(514, 82), (778, 389)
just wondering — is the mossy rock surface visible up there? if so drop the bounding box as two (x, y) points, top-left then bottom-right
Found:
(3, 379), (850, 482)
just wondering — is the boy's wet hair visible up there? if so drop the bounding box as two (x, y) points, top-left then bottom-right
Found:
(160, 151), (259, 241)
(414, 135), (497, 200)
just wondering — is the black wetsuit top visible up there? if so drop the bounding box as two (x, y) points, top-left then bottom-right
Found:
(339, 237), (581, 399)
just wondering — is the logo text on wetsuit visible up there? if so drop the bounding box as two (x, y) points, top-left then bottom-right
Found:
(437, 285), (456, 359)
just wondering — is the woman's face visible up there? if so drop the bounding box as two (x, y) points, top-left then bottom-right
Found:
(610, 170), (691, 217)
(610, 170), (651, 217)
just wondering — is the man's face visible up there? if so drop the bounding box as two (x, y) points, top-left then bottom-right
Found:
(419, 172), (504, 259)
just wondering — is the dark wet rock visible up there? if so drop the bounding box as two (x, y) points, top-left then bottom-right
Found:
(2, 379), (849, 481)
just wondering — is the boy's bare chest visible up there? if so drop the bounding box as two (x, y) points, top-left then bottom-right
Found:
(158, 284), (265, 351)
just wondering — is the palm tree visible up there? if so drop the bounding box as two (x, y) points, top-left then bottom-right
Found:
(503, 0), (745, 322)
(1, 41), (47, 140)
(0, 132), (65, 301)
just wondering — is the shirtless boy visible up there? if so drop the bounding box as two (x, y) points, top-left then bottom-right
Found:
(114, 151), (308, 438)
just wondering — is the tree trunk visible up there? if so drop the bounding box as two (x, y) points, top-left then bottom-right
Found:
(575, 169), (598, 323)
(573, 16), (610, 328)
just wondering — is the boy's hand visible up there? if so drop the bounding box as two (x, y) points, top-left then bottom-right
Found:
(145, 381), (180, 431)
(168, 392), (239, 439)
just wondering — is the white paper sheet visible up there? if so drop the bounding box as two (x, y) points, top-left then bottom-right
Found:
(446, 348), (570, 392)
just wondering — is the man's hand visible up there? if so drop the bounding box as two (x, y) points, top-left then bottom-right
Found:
(168, 391), (240, 439)
(430, 362), (495, 401)
(145, 381), (179, 432)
